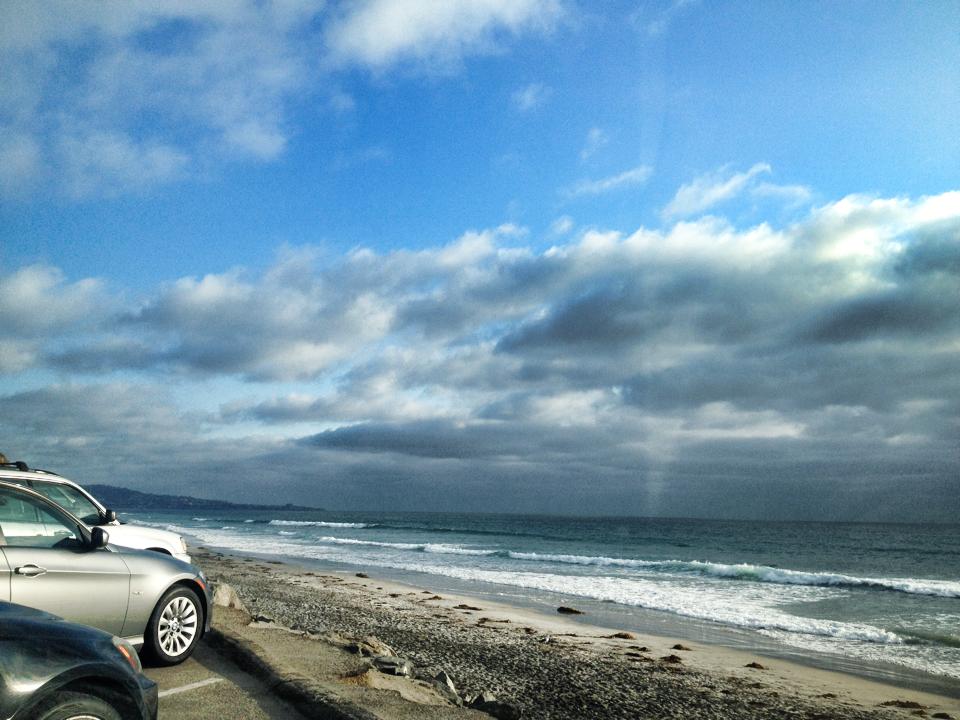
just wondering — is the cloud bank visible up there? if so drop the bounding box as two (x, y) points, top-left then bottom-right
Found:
(2, 191), (958, 520)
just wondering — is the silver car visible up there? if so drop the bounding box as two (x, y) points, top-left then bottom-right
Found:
(0, 480), (211, 666)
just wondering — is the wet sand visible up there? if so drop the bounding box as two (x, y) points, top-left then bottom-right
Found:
(195, 546), (960, 720)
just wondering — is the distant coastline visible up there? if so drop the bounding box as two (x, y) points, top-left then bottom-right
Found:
(87, 484), (323, 512)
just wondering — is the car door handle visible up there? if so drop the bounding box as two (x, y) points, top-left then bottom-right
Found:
(15, 564), (47, 577)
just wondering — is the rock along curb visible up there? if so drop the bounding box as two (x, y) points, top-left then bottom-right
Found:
(206, 626), (379, 720)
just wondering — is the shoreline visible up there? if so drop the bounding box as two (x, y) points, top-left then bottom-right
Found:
(193, 544), (960, 720)
(361, 560), (960, 699)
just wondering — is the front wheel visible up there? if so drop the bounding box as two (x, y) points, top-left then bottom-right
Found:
(144, 585), (203, 665)
(31, 690), (123, 720)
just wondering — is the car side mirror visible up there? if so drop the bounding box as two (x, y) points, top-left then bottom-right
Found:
(103, 508), (117, 523)
(90, 526), (110, 549)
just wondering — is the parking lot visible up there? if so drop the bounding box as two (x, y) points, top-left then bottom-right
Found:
(145, 641), (305, 720)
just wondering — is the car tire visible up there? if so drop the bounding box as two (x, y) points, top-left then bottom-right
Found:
(144, 585), (203, 665)
(30, 690), (123, 720)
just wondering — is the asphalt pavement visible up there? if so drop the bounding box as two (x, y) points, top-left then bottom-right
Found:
(144, 641), (307, 720)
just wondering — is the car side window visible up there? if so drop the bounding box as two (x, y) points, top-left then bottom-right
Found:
(0, 486), (80, 548)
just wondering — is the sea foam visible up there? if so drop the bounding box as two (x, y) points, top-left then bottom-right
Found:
(270, 519), (372, 529)
(507, 552), (960, 598)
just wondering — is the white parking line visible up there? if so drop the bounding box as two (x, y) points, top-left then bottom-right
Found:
(158, 676), (224, 698)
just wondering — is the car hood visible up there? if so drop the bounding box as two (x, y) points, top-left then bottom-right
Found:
(0, 601), (110, 643)
(0, 601), (62, 623)
(109, 543), (199, 575)
(103, 522), (182, 545)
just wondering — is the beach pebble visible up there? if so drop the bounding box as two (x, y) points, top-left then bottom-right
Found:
(468, 691), (498, 706)
(212, 582), (248, 612)
(931, 713), (953, 719)
(609, 632), (635, 639)
(372, 655), (416, 677)
(477, 700), (523, 719)
(660, 655), (684, 664)
(347, 635), (396, 657)
(431, 670), (462, 706)
(355, 573), (369, 578)
(745, 662), (765, 669)
(469, 691), (523, 720)
(671, 644), (692, 651)
(556, 606), (584, 615)
(880, 700), (928, 709)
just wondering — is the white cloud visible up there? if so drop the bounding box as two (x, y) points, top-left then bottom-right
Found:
(0, 1), (568, 198)
(0, 341), (38, 374)
(662, 163), (770, 219)
(222, 120), (288, 161)
(0, 1), (322, 197)
(58, 131), (190, 198)
(579, 127), (608, 161)
(752, 181), (813, 205)
(511, 82), (552, 111)
(567, 164), (653, 196)
(636, 0), (698, 38)
(327, 0), (563, 69)
(0, 265), (106, 336)
(550, 215), (575, 235)
(0, 131), (41, 194)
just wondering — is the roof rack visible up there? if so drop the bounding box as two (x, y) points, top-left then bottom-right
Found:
(0, 461), (61, 476)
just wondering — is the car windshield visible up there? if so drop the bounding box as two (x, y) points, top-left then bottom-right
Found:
(28, 482), (103, 526)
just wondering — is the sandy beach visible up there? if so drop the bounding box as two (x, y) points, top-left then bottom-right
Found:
(194, 546), (959, 720)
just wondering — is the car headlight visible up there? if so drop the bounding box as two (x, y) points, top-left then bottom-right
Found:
(112, 635), (142, 674)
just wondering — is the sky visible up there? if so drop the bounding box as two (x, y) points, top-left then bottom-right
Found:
(1, 0), (958, 522)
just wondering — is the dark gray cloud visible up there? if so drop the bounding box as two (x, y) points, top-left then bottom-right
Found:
(2, 193), (959, 520)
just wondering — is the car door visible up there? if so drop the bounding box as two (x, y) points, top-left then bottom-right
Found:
(0, 485), (130, 636)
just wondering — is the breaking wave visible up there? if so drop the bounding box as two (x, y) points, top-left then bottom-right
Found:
(506, 552), (960, 598)
(269, 519), (373, 529)
(316, 536), (496, 556)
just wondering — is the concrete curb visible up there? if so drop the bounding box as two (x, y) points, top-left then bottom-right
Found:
(207, 626), (380, 720)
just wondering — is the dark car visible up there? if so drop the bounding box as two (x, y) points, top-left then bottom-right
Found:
(0, 601), (158, 720)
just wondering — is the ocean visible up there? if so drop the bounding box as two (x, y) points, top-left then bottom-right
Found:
(129, 510), (960, 695)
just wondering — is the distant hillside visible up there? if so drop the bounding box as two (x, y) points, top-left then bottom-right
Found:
(87, 484), (322, 512)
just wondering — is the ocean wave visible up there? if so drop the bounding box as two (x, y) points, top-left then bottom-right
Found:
(389, 563), (905, 646)
(506, 552), (960, 598)
(147, 517), (958, 598)
(270, 520), (373, 529)
(371, 523), (567, 542)
(316, 536), (495, 556)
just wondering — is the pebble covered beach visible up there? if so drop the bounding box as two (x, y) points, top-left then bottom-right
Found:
(196, 547), (959, 720)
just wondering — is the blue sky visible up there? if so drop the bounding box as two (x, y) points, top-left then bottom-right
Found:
(1, 1), (958, 520)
